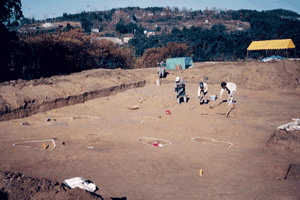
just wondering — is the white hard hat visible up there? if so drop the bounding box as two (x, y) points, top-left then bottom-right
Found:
(175, 77), (180, 82)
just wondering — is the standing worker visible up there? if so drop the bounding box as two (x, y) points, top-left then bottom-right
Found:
(198, 82), (208, 104)
(175, 77), (187, 105)
(220, 82), (236, 105)
(157, 59), (166, 78)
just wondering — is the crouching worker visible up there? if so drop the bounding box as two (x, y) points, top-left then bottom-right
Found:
(198, 82), (208, 104)
(175, 77), (187, 105)
(220, 82), (236, 105)
(157, 59), (166, 78)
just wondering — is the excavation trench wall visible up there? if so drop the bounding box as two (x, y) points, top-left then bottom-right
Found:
(0, 80), (146, 122)
(0, 60), (299, 121)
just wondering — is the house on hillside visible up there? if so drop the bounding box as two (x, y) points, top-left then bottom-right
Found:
(42, 23), (54, 28)
(144, 30), (155, 37)
(91, 28), (99, 33)
(123, 37), (133, 43)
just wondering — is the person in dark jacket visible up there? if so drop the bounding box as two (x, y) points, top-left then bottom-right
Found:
(157, 59), (166, 78)
(175, 77), (187, 105)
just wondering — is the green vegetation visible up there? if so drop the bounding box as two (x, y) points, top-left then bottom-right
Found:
(1, 4), (300, 82)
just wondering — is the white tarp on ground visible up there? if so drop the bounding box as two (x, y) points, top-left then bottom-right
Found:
(63, 177), (96, 192)
(42, 23), (54, 28)
(277, 118), (300, 131)
(261, 55), (286, 62)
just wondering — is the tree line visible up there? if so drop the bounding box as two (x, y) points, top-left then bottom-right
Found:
(1, 2), (300, 82)
(129, 9), (300, 62)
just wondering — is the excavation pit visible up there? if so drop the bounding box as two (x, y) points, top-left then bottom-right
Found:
(46, 117), (73, 122)
(72, 115), (99, 121)
(13, 139), (56, 150)
(137, 137), (171, 147)
(191, 137), (233, 148)
(46, 115), (99, 123)
(21, 121), (53, 127)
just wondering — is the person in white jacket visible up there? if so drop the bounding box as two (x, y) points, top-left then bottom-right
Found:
(220, 82), (236, 105)
(198, 82), (208, 104)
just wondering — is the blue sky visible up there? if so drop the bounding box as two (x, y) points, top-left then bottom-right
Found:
(21, 0), (300, 20)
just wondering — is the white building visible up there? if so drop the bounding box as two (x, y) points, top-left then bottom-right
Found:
(91, 28), (99, 33)
(144, 30), (155, 37)
(123, 37), (133, 43)
(42, 23), (54, 28)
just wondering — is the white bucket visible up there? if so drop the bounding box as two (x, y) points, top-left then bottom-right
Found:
(210, 95), (216, 101)
(156, 79), (160, 86)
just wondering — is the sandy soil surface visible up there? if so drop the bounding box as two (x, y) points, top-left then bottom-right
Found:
(0, 60), (300, 199)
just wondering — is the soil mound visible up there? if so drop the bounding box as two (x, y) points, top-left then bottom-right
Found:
(266, 129), (300, 152)
(0, 170), (112, 200)
(190, 60), (300, 90)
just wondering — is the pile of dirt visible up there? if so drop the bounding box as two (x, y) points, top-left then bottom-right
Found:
(0, 170), (113, 200)
(189, 59), (300, 90)
(266, 129), (300, 152)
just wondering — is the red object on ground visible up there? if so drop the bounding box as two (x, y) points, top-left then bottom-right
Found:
(153, 142), (159, 146)
(166, 110), (171, 115)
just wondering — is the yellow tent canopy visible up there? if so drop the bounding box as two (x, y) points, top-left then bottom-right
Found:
(247, 39), (295, 51)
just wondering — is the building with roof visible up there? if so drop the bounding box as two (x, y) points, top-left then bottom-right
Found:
(144, 30), (155, 37)
(42, 23), (54, 28)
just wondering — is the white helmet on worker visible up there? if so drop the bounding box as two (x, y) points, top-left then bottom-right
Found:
(175, 77), (180, 82)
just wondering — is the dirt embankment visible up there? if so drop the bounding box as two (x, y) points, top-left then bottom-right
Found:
(185, 60), (300, 90)
(0, 60), (299, 122)
(0, 68), (149, 121)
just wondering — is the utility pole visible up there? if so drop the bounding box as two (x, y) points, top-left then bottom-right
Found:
(52, 13), (55, 22)
(28, 6), (32, 24)
(87, 5), (90, 16)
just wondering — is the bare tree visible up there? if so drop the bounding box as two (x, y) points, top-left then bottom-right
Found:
(212, 7), (217, 13)
(174, 7), (179, 13)
(43, 14), (48, 20)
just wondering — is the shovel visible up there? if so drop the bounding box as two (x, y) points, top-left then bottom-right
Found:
(189, 97), (202, 110)
(209, 100), (223, 109)
(128, 91), (144, 110)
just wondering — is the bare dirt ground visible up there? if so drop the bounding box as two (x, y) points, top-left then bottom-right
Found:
(0, 60), (300, 199)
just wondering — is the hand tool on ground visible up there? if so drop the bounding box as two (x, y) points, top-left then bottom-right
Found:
(209, 100), (223, 109)
(128, 91), (144, 110)
(200, 112), (226, 115)
(296, 77), (300, 85)
(189, 97), (202, 110)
